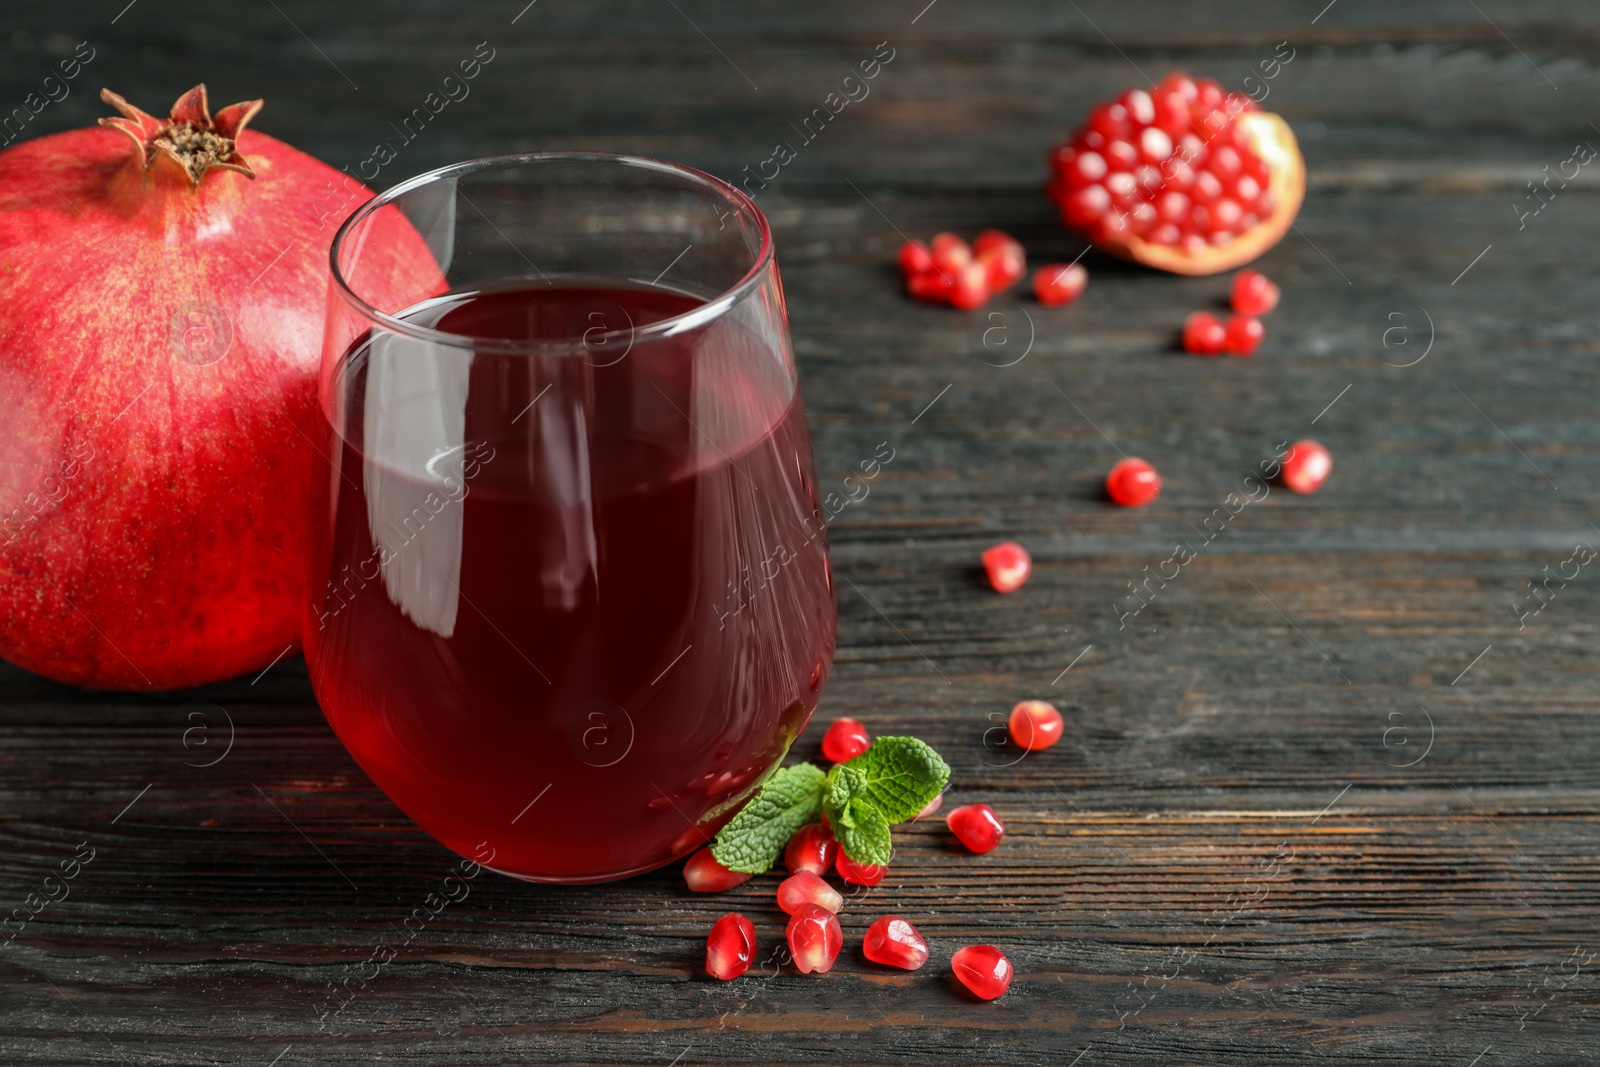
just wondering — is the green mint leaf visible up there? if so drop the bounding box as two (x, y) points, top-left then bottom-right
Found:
(830, 799), (892, 866)
(823, 762), (864, 817)
(710, 762), (825, 874)
(833, 736), (950, 824)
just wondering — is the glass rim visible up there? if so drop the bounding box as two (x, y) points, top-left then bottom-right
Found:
(328, 151), (775, 354)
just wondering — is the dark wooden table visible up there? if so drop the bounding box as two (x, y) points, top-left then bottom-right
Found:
(4, 2), (1600, 1063)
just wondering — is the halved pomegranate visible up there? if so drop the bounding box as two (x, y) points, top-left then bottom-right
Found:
(1047, 73), (1304, 276)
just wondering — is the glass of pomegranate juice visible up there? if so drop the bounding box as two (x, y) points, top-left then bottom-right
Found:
(308, 153), (835, 882)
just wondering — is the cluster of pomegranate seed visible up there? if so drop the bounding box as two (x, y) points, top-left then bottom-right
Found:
(696, 719), (1013, 997)
(900, 229), (1026, 310)
(1106, 457), (1162, 507)
(1183, 267), (1280, 357)
(1047, 73), (1273, 254)
(981, 540), (1032, 594)
(705, 902), (1008, 994)
(1281, 438), (1332, 494)
(900, 229), (1093, 313)
(698, 814), (1005, 993)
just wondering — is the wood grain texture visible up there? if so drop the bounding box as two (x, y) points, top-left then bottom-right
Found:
(3, 0), (1600, 1063)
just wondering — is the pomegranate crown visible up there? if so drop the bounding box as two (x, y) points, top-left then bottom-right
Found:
(99, 84), (263, 186)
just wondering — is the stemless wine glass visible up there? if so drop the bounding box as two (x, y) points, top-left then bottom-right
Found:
(305, 153), (835, 883)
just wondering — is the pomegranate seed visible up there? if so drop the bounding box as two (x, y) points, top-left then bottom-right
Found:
(1096, 210), (1132, 246)
(786, 903), (843, 974)
(821, 717), (871, 764)
(1223, 314), (1264, 357)
(1153, 93), (1188, 135)
(1106, 457), (1161, 508)
(1105, 140), (1139, 172)
(1211, 144), (1242, 179)
(1121, 197), (1152, 227)
(1129, 204), (1160, 235)
(705, 912), (756, 980)
(1281, 439), (1332, 494)
(951, 944), (1014, 1000)
(1105, 170), (1138, 205)
(862, 915), (930, 970)
(1190, 169), (1223, 204)
(1122, 88), (1156, 125)
(683, 846), (751, 893)
(1182, 310), (1227, 355)
(972, 229), (1021, 258)
(1157, 190), (1189, 223)
(1063, 184), (1111, 228)
(898, 239), (934, 276)
(947, 803), (1005, 854)
(1008, 700), (1064, 752)
(1231, 269), (1280, 316)
(1139, 126), (1172, 163)
(836, 850), (887, 887)
(1158, 72), (1199, 101)
(1212, 198), (1243, 231)
(1090, 103), (1131, 141)
(915, 793), (944, 820)
(930, 232), (971, 274)
(949, 261), (990, 310)
(907, 270), (952, 304)
(981, 541), (1032, 593)
(1071, 150), (1108, 184)
(777, 870), (844, 915)
(785, 821), (839, 875)
(1033, 263), (1087, 307)
(979, 244), (1026, 293)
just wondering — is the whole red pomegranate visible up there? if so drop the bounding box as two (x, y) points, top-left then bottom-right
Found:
(0, 85), (429, 689)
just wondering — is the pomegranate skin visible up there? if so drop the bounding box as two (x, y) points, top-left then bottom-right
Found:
(0, 88), (431, 689)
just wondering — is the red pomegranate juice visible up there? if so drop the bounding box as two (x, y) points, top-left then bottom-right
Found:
(304, 281), (835, 882)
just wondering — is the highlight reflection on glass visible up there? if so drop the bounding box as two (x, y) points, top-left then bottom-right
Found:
(305, 154), (836, 883)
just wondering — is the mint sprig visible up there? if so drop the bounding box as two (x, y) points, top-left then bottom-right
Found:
(822, 737), (949, 865)
(710, 736), (949, 873)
